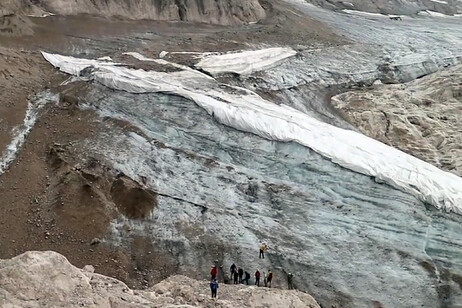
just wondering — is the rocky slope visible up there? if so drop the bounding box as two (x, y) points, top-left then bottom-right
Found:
(332, 63), (462, 176)
(0, 251), (320, 308)
(0, 0), (265, 25)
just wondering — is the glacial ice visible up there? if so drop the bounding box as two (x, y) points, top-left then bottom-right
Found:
(41, 51), (462, 214)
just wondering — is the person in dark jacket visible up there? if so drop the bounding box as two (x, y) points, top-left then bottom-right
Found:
(267, 270), (273, 288)
(255, 270), (261, 286)
(233, 268), (239, 284)
(238, 268), (244, 283)
(230, 263), (236, 280)
(210, 279), (219, 298)
(243, 271), (251, 285)
(288, 273), (294, 290)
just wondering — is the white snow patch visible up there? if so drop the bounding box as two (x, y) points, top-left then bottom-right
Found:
(0, 91), (58, 175)
(97, 56), (113, 62)
(27, 12), (55, 18)
(41, 51), (462, 214)
(430, 0), (448, 4)
(158, 51), (169, 58)
(195, 47), (297, 76)
(418, 10), (451, 17)
(342, 9), (388, 18)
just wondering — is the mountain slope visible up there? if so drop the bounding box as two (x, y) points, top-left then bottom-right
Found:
(0, 0), (266, 25)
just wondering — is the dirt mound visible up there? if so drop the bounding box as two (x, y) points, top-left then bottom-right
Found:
(0, 12), (33, 37)
(111, 176), (158, 219)
(0, 251), (321, 308)
(1, 0), (266, 25)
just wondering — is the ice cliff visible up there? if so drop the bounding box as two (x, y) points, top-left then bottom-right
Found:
(41, 50), (462, 214)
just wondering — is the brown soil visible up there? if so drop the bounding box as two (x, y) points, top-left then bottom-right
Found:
(0, 98), (174, 288)
(111, 176), (158, 219)
(143, 0), (346, 65)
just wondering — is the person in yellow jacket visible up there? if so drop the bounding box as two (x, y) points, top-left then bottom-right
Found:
(259, 242), (269, 259)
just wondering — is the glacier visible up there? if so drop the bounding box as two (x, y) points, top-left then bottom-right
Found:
(41, 51), (462, 214)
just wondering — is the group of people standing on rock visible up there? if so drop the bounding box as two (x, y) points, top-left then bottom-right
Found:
(229, 263), (273, 287)
(208, 242), (295, 298)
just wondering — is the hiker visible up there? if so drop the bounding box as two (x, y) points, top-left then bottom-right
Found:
(288, 273), (294, 290)
(238, 267), (244, 283)
(210, 278), (219, 298)
(233, 268), (239, 284)
(263, 271), (267, 287)
(242, 271), (251, 285)
(267, 270), (273, 288)
(211, 265), (218, 280)
(255, 270), (261, 286)
(230, 263), (236, 280)
(259, 243), (268, 259)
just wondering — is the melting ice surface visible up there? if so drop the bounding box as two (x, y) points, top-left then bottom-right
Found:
(41, 51), (462, 214)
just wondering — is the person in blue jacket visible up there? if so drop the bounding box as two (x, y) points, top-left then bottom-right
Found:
(210, 278), (219, 298)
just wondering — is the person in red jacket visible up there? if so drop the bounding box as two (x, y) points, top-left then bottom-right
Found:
(211, 265), (218, 280)
(255, 270), (261, 286)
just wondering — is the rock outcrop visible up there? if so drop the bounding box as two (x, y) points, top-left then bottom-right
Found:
(332, 64), (462, 176)
(0, 251), (320, 308)
(0, 0), (265, 25)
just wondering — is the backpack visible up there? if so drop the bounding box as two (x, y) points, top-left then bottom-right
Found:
(211, 281), (219, 290)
